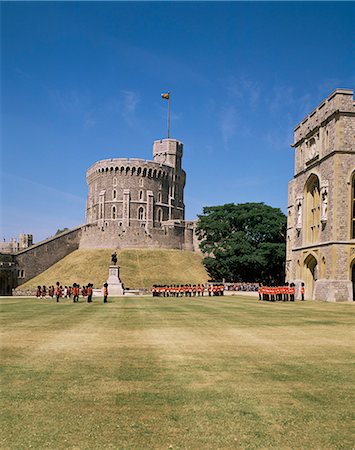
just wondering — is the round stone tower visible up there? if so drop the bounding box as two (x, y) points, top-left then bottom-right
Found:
(80, 138), (194, 250)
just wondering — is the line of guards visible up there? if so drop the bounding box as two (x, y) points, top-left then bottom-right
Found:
(152, 284), (225, 297)
(258, 283), (305, 302)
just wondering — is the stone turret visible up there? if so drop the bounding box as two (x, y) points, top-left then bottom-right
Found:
(80, 137), (194, 251)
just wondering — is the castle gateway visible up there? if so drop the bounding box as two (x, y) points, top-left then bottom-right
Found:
(80, 138), (197, 251)
(286, 89), (355, 301)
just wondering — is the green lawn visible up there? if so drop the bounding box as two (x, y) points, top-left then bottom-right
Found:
(1, 296), (354, 449)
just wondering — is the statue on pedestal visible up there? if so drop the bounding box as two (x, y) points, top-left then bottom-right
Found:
(107, 251), (124, 296)
(111, 251), (118, 265)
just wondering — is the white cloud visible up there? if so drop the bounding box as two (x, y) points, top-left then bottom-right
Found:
(119, 90), (140, 126)
(227, 75), (261, 108)
(218, 105), (238, 150)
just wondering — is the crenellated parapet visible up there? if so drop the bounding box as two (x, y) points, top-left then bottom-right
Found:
(292, 89), (355, 177)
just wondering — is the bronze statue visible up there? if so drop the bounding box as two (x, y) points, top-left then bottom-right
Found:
(111, 252), (118, 265)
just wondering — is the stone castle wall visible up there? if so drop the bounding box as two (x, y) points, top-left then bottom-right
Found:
(15, 227), (82, 286)
(286, 88), (355, 301)
(80, 220), (195, 250)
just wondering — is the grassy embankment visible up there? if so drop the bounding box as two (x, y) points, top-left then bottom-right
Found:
(19, 248), (209, 290)
(1, 295), (354, 449)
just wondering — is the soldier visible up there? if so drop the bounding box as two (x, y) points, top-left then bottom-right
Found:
(103, 282), (108, 303)
(290, 283), (295, 302)
(36, 285), (41, 298)
(55, 281), (61, 303)
(87, 283), (93, 303)
(42, 285), (47, 298)
(284, 282), (289, 301)
(301, 282), (305, 301)
(73, 283), (79, 303)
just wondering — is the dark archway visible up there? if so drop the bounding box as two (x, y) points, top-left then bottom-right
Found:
(304, 253), (318, 299)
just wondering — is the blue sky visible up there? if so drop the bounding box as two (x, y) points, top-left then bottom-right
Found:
(1, 1), (354, 242)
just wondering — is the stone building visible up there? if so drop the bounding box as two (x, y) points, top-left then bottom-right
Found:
(0, 234), (33, 254)
(80, 138), (196, 250)
(286, 88), (355, 301)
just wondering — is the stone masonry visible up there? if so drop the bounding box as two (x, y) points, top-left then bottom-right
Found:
(80, 138), (197, 250)
(286, 88), (355, 301)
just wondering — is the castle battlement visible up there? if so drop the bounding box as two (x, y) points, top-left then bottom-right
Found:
(86, 157), (177, 178)
(294, 88), (354, 145)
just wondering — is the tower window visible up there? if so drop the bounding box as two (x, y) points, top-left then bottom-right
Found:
(305, 174), (320, 244)
(112, 206), (116, 220)
(112, 190), (117, 200)
(138, 207), (145, 221)
(113, 177), (117, 187)
(139, 190), (144, 200)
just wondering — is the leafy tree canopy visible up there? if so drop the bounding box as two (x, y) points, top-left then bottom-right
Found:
(55, 228), (69, 236)
(196, 203), (286, 284)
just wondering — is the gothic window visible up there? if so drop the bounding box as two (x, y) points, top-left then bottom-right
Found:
(138, 207), (145, 221)
(305, 174), (320, 244)
(112, 190), (117, 200)
(112, 206), (116, 220)
(352, 174), (355, 238)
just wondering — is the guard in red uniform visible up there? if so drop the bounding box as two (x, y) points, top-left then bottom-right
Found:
(87, 283), (93, 303)
(301, 282), (305, 301)
(55, 281), (61, 303)
(103, 283), (108, 303)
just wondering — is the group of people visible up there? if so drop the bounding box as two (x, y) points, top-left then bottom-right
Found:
(151, 284), (225, 297)
(225, 283), (259, 292)
(36, 281), (109, 303)
(258, 283), (305, 302)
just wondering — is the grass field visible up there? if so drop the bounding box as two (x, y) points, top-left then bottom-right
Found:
(1, 296), (354, 449)
(19, 249), (209, 291)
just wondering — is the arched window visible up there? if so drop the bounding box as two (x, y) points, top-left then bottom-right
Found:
(304, 174), (320, 244)
(157, 208), (163, 222)
(158, 192), (162, 203)
(352, 174), (355, 238)
(112, 206), (116, 220)
(113, 177), (117, 186)
(139, 190), (144, 200)
(139, 178), (144, 187)
(112, 189), (117, 200)
(138, 207), (145, 221)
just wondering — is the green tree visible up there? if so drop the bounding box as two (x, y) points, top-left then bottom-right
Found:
(55, 228), (69, 236)
(196, 203), (286, 283)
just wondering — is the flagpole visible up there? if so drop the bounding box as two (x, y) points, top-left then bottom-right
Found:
(167, 94), (171, 139)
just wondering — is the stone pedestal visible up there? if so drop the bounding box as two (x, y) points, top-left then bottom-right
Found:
(107, 265), (124, 296)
